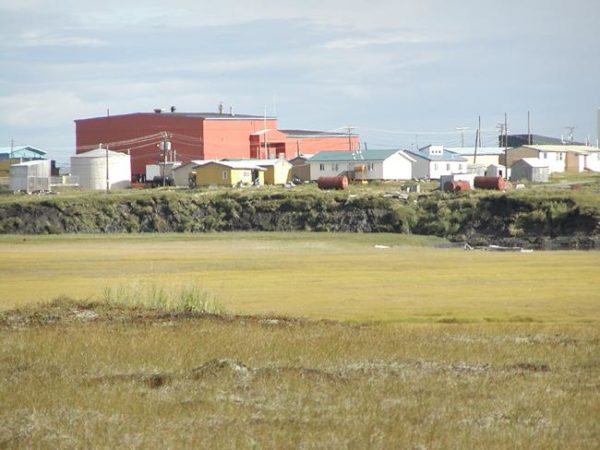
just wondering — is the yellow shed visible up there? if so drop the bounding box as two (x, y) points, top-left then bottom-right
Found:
(222, 158), (293, 185)
(256, 159), (293, 185)
(194, 161), (265, 187)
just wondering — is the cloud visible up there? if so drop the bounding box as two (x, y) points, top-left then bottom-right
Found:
(8, 31), (106, 48)
(0, 91), (96, 128)
(323, 31), (446, 50)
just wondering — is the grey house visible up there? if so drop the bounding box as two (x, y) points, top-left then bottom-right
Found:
(510, 157), (549, 183)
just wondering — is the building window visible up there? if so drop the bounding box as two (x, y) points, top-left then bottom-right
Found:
(446, 163), (451, 171)
(433, 163), (438, 171)
(542, 152), (547, 159)
(458, 164), (463, 171)
(222, 171), (228, 180)
(558, 152), (564, 160)
(319, 164), (325, 171)
(332, 163), (338, 171)
(368, 163), (374, 171)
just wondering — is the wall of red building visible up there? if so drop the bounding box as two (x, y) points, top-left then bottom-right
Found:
(202, 118), (278, 160)
(283, 136), (360, 158)
(75, 114), (205, 177)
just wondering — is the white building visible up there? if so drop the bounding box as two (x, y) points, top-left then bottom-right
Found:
(9, 159), (51, 192)
(407, 145), (468, 179)
(145, 161), (182, 182)
(445, 147), (506, 167)
(309, 149), (415, 181)
(70, 148), (131, 190)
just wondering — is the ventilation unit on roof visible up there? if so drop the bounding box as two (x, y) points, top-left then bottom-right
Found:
(153, 108), (162, 114)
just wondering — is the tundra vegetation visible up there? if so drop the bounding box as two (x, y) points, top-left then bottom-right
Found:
(1, 233), (599, 448)
(0, 178), (599, 248)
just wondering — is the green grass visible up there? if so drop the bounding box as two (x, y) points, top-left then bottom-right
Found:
(0, 233), (599, 323)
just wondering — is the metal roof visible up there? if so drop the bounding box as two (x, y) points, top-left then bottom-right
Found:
(201, 161), (266, 171)
(0, 145), (47, 157)
(446, 147), (506, 156)
(10, 159), (49, 167)
(407, 148), (467, 162)
(519, 145), (600, 154)
(72, 148), (130, 158)
(505, 134), (585, 146)
(279, 129), (356, 138)
(516, 158), (550, 168)
(224, 158), (292, 167)
(310, 149), (409, 162)
(76, 112), (275, 122)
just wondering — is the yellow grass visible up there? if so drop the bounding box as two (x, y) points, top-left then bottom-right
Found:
(1, 233), (599, 448)
(0, 233), (599, 323)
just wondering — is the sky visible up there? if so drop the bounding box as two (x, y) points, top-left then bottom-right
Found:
(1, 0), (599, 164)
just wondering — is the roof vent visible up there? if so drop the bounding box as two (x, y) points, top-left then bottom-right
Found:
(153, 108), (162, 113)
(170, 106), (176, 113)
(218, 102), (224, 114)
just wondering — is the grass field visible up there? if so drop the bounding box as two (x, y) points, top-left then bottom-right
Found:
(0, 232), (599, 322)
(1, 233), (599, 448)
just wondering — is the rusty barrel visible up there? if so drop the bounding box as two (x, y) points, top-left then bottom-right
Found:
(444, 180), (471, 192)
(318, 176), (349, 190)
(474, 176), (506, 190)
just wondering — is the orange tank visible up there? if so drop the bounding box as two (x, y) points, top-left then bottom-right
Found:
(318, 176), (349, 190)
(474, 176), (507, 190)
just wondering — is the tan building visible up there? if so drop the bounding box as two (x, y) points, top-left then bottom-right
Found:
(289, 154), (313, 182)
(502, 145), (600, 174)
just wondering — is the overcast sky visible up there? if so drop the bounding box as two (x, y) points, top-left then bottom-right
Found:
(1, 0), (599, 163)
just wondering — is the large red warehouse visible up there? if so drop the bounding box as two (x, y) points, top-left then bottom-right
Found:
(75, 108), (359, 179)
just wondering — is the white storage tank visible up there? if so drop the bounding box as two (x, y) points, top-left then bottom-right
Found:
(10, 160), (51, 192)
(71, 148), (131, 190)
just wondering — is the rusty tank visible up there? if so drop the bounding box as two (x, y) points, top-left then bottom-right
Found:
(318, 176), (349, 190)
(444, 180), (471, 192)
(474, 176), (507, 190)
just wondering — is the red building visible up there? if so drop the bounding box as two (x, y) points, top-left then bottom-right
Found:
(75, 109), (359, 179)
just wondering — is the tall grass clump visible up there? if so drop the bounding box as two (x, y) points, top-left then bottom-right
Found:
(102, 281), (226, 315)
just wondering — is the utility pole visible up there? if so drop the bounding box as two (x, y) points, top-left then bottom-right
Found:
(263, 106), (269, 159)
(345, 126), (355, 151)
(159, 132), (171, 187)
(565, 126), (576, 144)
(473, 116), (481, 164)
(456, 127), (469, 148)
(504, 113), (508, 179)
(10, 138), (14, 162)
(102, 144), (109, 194)
(527, 111), (532, 145)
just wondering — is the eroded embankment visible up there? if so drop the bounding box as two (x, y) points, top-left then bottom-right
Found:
(0, 189), (598, 248)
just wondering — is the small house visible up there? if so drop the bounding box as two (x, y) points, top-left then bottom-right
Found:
(224, 158), (292, 185)
(309, 149), (415, 181)
(193, 161), (266, 186)
(9, 159), (51, 192)
(407, 145), (467, 179)
(289, 154), (313, 182)
(172, 160), (215, 187)
(510, 158), (549, 183)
